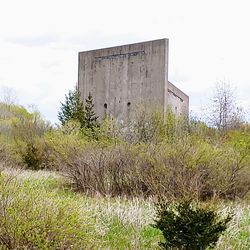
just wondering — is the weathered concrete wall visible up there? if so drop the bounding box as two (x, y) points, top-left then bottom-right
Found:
(78, 39), (188, 121)
(78, 39), (169, 121)
(167, 81), (189, 116)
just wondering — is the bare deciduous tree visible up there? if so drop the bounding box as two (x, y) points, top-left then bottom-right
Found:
(0, 86), (18, 104)
(209, 81), (244, 131)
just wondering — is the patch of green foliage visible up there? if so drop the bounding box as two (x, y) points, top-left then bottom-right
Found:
(0, 102), (51, 169)
(58, 88), (99, 136)
(0, 173), (96, 249)
(1, 99), (250, 199)
(153, 200), (232, 250)
(0, 172), (162, 249)
(58, 87), (85, 127)
(83, 92), (99, 130)
(0, 90), (250, 249)
(0, 170), (249, 249)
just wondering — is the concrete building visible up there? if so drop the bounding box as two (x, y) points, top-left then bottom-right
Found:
(78, 39), (188, 121)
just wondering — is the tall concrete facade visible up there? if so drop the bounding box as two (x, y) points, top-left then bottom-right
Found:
(78, 39), (188, 121)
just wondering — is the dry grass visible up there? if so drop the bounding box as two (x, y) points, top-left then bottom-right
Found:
(215, 204), (250, 249)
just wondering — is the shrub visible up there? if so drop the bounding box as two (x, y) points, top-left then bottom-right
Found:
(0, 138), (9, 166)
(0, 173), (95, 249)
(19, 139), (49, 170)
(120, 107), (188, 144)
(153, 200), (232, 250)
(0, 136), (20, 168)
(54, 134), (250, 200)
(152, 136), (250, 201)
(0, 103), (52, 169)
(57, 144), (143, 196)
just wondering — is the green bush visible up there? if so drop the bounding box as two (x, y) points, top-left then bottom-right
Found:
(0, 103), (52, 169)
(0, 173), (95, 249)
(153, 200), (232, 250)
(52, 133), (250, 200)
(19, 139), (46, 170)
(1, 101), (250, 200)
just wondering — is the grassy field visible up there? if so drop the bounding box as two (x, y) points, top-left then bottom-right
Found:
(0, 169), (249, 249)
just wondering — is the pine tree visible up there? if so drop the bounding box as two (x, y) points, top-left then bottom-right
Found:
(83, 92), (99, 129)
(58, 87), (85, 126)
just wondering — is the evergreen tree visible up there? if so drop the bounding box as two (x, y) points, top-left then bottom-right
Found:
(58, 87), (85, 126)
(83, 92), (99, 129)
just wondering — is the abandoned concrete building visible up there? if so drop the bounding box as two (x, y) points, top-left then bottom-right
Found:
(78, 38), (189, 121)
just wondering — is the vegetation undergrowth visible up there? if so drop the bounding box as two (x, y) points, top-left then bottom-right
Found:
(1, 98), (250, 200)
(0, 85), (249, 249)
(0, 170), (249, 249)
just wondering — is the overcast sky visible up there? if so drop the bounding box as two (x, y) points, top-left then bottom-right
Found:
(0, 0), (249, 123)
